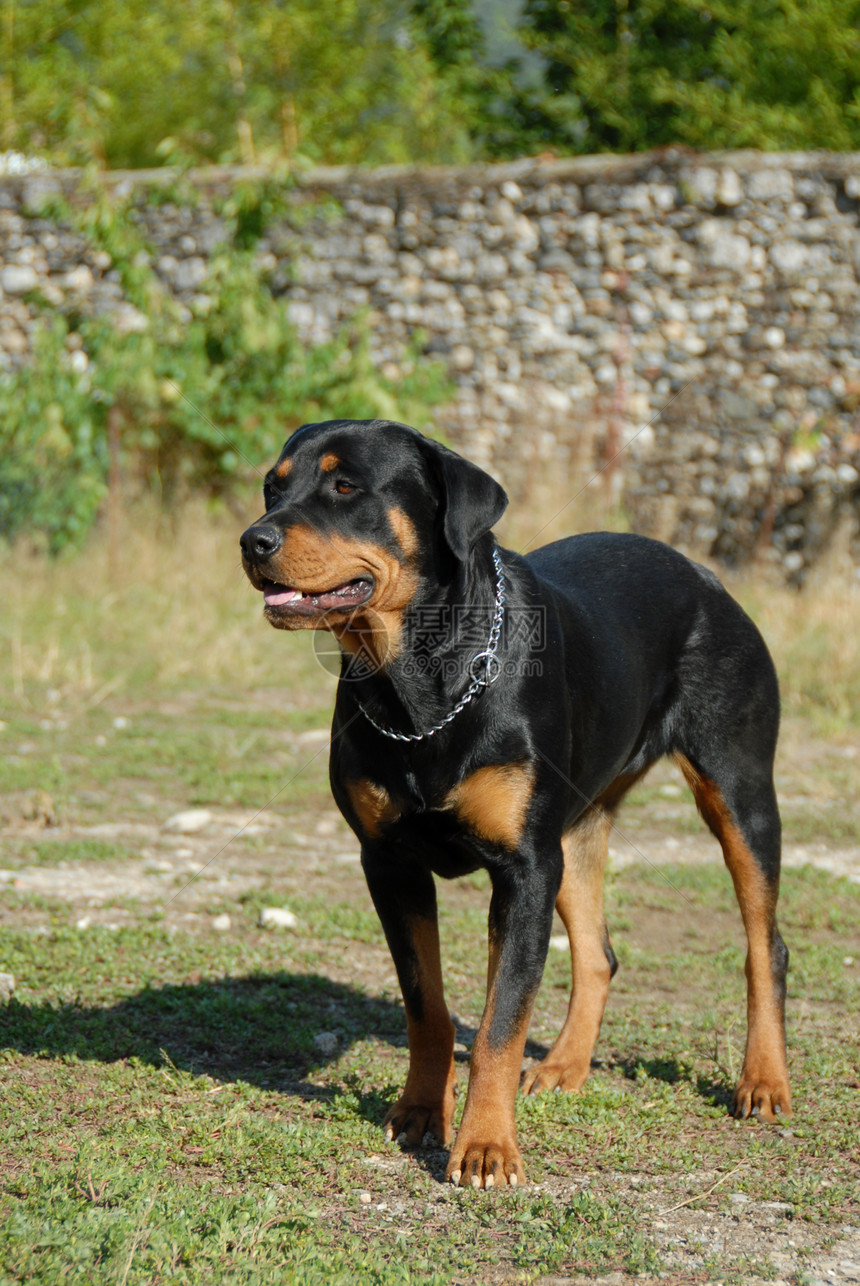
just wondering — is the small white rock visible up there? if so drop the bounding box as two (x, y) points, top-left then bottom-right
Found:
(113, 303), (149, 335)
(314, 1031), (339, 1056)
(259, 906), (298, 930)
(716, 167), (743, 206)
(1, 264), (38, 294)
(76, 917), (91, 931)
(212, 913), (231, 932)
(449, 343), (475, 371)
(0, 972), (16, 1000)
(164, 809), (213, 834)
(62, 265), (94, 293)
(549, 934), (569, 952)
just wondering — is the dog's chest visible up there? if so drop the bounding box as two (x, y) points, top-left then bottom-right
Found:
(341, 757), (535, 860)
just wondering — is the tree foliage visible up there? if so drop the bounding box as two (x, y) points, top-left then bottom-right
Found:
(0, 0), (474, 168)
(517, 0), (860, 154)
(3, 1), (860, 168)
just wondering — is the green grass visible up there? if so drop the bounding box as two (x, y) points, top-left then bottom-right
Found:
(1, 512), (859, 1282)
(1, 699), (333, 826)
(1, 863), (859, 1284)
(30, 838), (133, 866)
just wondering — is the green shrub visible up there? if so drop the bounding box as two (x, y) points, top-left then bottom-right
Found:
(0, 195), (451, 553)
(0, 322), (107, 553)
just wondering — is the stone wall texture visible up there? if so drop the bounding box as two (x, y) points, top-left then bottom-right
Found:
(2, 150), (860, 579)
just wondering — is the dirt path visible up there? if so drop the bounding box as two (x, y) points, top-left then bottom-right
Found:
(2, 807), (858, 930)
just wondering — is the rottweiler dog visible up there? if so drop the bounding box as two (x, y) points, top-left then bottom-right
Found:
(240, 418), (791, 1189)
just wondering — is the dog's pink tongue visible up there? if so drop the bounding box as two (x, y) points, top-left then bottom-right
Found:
(264, 585), (302, 606)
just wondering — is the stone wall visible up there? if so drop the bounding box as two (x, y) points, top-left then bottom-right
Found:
(2, 151), (860, 579)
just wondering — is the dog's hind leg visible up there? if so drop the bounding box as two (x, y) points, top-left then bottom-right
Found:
(522, 806), (616, 1095)
(676, 753), (791, 1122)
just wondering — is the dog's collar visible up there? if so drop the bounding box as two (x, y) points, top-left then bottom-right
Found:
(355, 547), (506, 743)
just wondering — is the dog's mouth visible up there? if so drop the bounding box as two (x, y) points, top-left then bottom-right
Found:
(260, 576), (375, 617)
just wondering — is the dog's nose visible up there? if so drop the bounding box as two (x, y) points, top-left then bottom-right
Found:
(240, 523), (283, 562)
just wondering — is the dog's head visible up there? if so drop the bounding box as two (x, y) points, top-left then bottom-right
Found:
(240, 419), (507, 665)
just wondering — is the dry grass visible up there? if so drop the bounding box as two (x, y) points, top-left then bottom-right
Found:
(740, 576), (860, 729)
(1, 500), (859, 730)
(0, 500), (310, 713)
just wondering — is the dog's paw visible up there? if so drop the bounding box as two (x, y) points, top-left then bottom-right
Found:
(732, 1072), (792, 1124)
(383, 1098), (452, 1148)
(445, 1135), (525, 1189)
(521, 1057), (589, 1096)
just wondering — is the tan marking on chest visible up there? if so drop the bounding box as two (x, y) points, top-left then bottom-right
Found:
(345, 778), (400, 839)
(444, 762), (535, 850)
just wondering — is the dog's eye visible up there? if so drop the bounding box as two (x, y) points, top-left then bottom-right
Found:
(333, 479), (357, 496)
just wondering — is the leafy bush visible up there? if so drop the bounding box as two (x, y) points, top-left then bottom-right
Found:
(0, 196), (451, 554)
(0, 322), (108, 552)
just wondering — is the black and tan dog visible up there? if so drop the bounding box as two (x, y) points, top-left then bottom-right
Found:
(240, 418), (791, 1189)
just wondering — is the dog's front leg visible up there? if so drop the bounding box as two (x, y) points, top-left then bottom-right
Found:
(447, 856), (560, 1189)
(362, 847), (457, 1147)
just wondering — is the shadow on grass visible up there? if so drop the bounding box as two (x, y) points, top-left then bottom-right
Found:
(609, 1052), (735, 1111)
(0, 973), (558, 1184)
(1, 972), (409, 1107)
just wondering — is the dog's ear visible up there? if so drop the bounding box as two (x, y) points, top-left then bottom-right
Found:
(421, 438), (508, 562)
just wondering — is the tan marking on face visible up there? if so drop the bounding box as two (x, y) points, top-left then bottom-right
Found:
(387, 507), (419, 558)
(320, 452), (340, 473)
(345, 778), (399, 839)
(263, 522), (419, 666)
(274, 457), (292, 479)
(444, 761), (535, 850)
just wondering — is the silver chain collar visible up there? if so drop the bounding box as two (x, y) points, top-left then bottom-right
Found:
(355, 547), (506, 743)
